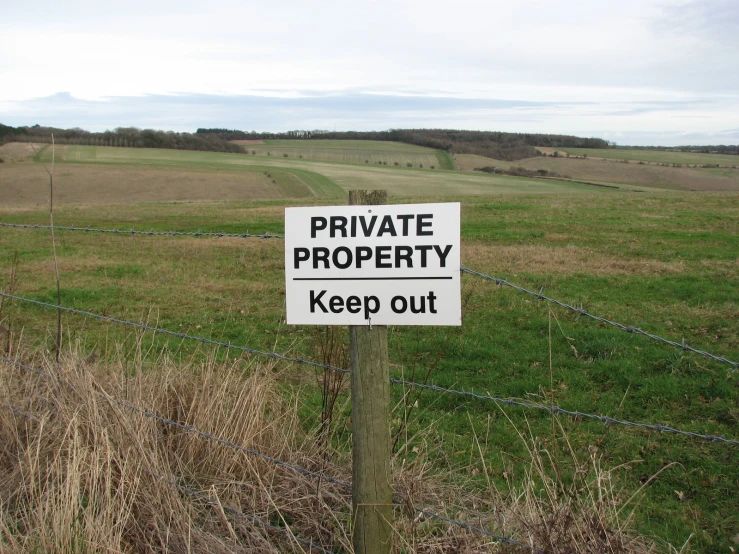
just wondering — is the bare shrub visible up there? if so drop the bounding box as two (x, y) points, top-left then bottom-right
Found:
(313, 327), (349, 449)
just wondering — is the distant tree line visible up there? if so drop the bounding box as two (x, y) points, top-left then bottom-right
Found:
(1, 122), (617, 161)
(0, 124), (244, 153)
(196, 128), (609, 161)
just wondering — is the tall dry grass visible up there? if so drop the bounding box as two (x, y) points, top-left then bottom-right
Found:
(0, 349), (352, 553)
(0, 346), (664, 553)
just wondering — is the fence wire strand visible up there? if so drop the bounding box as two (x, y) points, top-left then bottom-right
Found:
(2, 402), (40, 422)
(171, 480), (337, 554)
(0, 222), (282, 239)
(0, 291), (347, 375)
(0, 355), (350, 489)
(461, 266), (739, 372)
(390, 377), (739, 446)
(2, 292), (737, 447)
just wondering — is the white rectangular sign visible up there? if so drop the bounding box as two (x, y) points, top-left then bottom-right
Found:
(285, 202), (460, 326)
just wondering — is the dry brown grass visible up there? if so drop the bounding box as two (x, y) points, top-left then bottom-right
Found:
(0, 143), (43, 162)
(0, 346), (664, 553)
(455, 153), (507, 171)
(512, 157), (739, 191)
(0, 163), (301, 207)
(1, 350), (353, 553)
(455, 154), (739, 191)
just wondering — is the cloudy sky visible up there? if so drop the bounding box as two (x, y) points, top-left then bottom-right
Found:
(1, 0), (737, 146)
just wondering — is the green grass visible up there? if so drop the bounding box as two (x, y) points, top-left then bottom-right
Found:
(1, 191), (737, 551)
(434, 150), (455, 170)
(263, 139), (433, 151)
(248, 139), (448, 168)
(561, 147), (739, 166)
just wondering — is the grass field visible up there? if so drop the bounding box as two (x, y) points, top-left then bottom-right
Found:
(455, 153), (739, 191)
(1, 188), (738, 551)
(0, 144), (611, 207)
(561, 147), (739, 167)
(235, 139), (456, 170)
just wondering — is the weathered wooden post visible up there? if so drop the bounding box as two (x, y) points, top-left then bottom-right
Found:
(349, 190), (392, 554)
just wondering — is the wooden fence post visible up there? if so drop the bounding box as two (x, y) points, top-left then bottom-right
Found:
(349, 189), (393, 554)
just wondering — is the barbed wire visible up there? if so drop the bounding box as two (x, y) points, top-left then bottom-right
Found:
(389, 377), (739, 446)
(461, 266), (739, 372)
(414, 507), (540, 552)
(0, 291), (347, 375)
(0, 222), (283, 239)
(172, 479), (337, 554)
(3, 292), (737, 447)
(1, 355), (537, 550)
(0, 355), (350, 489)
(2, 402), (40, 422)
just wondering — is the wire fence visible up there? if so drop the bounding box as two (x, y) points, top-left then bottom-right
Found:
(3, 220), (735, 372)
(461, 266), (739, 372)
(1, 355), (538, 552)
(0, 222), (283, 239)
(0, 292), (346, 376)
(2, 218), (738, 550)
(2, 292), (736, 447)
(2, 401), (41, 423)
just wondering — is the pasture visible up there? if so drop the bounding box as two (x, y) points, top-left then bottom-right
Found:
(1, 172), (738, 552)
(0, 144), (608, 207)
(560, 147), (739, 167)
(234, 139), (456, 170)
(455, 153), (739, 191)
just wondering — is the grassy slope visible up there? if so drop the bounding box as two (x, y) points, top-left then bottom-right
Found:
(455, 153), (739, 191)
(1, 191), (737, 552)
(561, 147), (739, 166)
(263, 139), (431, 150)
(242, 139), (446, 168)
(16, 144), (604, 201)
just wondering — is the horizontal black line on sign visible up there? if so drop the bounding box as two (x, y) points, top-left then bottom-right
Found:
(292, 276), (454, 281)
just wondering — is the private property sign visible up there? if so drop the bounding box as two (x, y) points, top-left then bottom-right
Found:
(285, 202), (460, 325)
